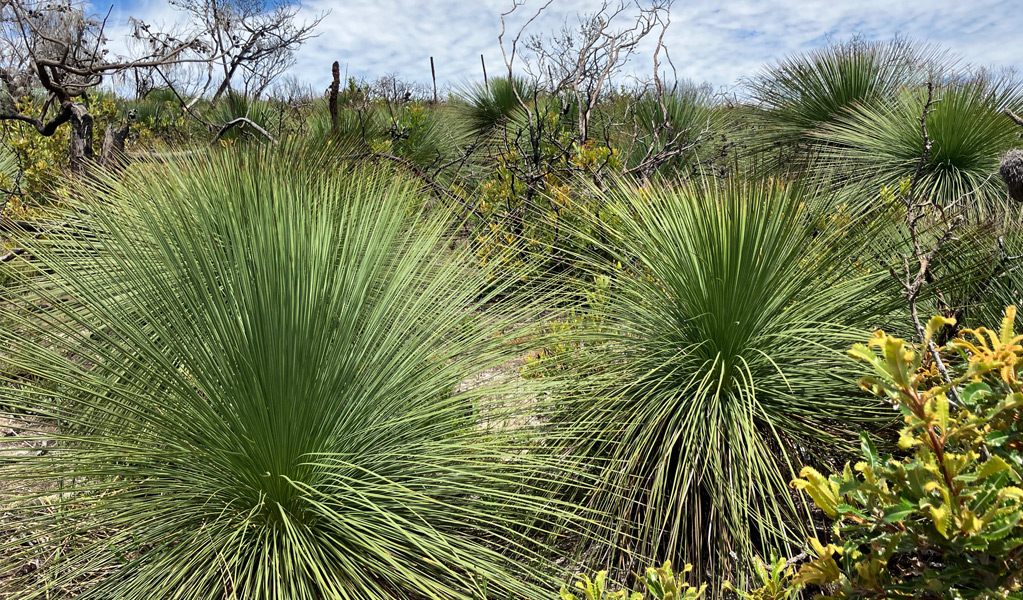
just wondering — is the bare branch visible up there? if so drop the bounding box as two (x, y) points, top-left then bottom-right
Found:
(893, 80), (961, 403)
(1003, 107), (1023, 128)
(212, 116), (277, 144)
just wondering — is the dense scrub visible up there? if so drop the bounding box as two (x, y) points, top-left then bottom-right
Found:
(1, 36), (1022, 600)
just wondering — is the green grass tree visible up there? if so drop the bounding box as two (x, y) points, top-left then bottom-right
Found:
(0, 146), (587, 600)
(554, 177), (900, 591)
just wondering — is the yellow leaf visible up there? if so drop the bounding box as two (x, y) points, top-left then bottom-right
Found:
(936, 392), (949, 433)
(924, 315), (956, 349)
(975, 456), (1012, 481)
(792, 467), (841, 518)
(1000, 487), (1023, 501)
(794, 539), (842, 586)
(930, 504), (950, 538)
(1001, 306), (1018, 345)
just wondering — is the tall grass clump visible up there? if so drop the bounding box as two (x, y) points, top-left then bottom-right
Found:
(628, 83), (721, 178)
(303, 97), (383, 151)
(206, 91), (277, 140)
(815, 74), (1023, 216)
(559, 177), (897, 588)
(0, 146), (580, 600)
(452, 76), (536, 140)
(745, 38), (928, 168)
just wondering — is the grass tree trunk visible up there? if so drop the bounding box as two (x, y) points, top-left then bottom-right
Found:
(329, 61), (340, 131)
(1001, 149), (1023, 202)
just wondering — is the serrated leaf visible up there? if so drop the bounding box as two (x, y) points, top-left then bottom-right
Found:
(961, 381), (991, 405)
(985, 429), (1010, 448)
(836, 503), (867, 519)
(883, 501), (916, 523)
(936, 392), (949, 433)
(930, 504), (950, 538)
(1001, 487), (1023, 501)
(974, 471), (1009, 513)
(992, 536), (1023, 554)
(793, 541), (842, 587)
(983, 511), (1022, 541)
(860, 432), (879, 468)
(793, 467), (840, 518)
(838, 479), (862, 496)
(975, 456), (1013, 481)
(925, 315), (956, 348)
(963, 536), (991, 552)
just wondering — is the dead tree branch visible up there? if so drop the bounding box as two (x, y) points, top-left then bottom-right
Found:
(890, 81), (962, 403)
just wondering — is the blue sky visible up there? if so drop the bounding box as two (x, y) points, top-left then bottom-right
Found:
(93, 0), (1023, 95)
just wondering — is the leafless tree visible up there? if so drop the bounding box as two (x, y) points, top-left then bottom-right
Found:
(368, 74), (430, 105)
(168, 0), (323, 103)
(0, 0), (221, 172)
(0, 0), (323, 171)
(492, 0), (709, 201)
(519, 0), (670, 143)
(886, 82), (972, 402)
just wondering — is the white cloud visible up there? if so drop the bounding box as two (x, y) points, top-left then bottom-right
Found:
(91, 0), (1023, 96)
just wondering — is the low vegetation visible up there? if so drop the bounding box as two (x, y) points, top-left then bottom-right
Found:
(1, 1), (1021, 599)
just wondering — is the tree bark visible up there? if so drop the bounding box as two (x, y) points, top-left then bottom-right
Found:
(100, 122), (131, 171)
(67, 102), (94, 174)
(329, 61), (340, 131)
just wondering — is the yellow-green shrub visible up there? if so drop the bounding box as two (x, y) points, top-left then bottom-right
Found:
(560, 562), (706, 600)
(471, 139), (622, 282)
(792, 309), (1023, 599)
(567, 309), (1022, 600)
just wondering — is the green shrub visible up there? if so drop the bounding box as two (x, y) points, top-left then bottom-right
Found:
(2, 95), (70, 208)
(0, 90), (169, 209)
(374, 101), (449, 167)
(469, 138), (622, 280)
(559, 561), (706, 600)
(129, 88), (191, 145)
(303, 98), (383, 151)
(792, 309), (1023, 599)
(724, 554), (802, 600)
(562, 308), (1023, 600)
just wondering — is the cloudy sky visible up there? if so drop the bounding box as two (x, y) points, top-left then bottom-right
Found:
(94, 0), (1022, 95)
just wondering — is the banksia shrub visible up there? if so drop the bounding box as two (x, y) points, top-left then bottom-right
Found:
(792, 310), (1023, 599)
(559, 562), (706, 600)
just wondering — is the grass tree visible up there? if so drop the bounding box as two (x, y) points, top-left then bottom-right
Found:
(625, 83), (723, 180)
(555, 177), (899, 590)
(815, 74), (1023, 217)
(452, 76), (537, 141)
(0, 147), (584, 600)
(744, 38), (929, 170)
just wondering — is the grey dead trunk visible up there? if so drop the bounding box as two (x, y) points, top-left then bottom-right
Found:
(67, 102), (94, 174)
(100, 122), (131, 171)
